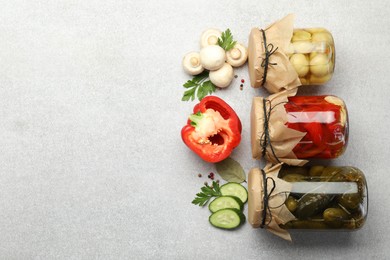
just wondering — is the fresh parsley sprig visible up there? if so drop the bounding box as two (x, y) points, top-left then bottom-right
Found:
(218, 29), (237, 51)
(192, 181), (221, 206)
(182, 71), (216, 101)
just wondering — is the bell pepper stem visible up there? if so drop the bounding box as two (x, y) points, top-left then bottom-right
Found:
(189, 112), (203, 127)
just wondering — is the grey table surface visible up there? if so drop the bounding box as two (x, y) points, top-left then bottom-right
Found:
(0, 0), (389, 259)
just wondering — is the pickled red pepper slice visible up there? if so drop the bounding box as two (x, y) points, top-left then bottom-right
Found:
(285, 96), (347, 159)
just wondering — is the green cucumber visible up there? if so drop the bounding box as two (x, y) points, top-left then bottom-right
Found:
(220, 183), (248, 203)
(209, 196), (243, 213)
(209, 208), (246, 229)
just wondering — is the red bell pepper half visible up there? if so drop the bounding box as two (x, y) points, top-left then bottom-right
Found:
(181, 96), (242, 163)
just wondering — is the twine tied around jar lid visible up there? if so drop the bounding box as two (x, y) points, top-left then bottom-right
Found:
(251, 90), (307, 166)
(259, 29), (278, 87)
(259, 168), (276, 228)
(260, 98), (283, 164)
(248, 164), (297, 241)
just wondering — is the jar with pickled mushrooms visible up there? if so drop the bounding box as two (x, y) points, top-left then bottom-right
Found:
(289, 28), (335, 85)
(248, 164), (368, 240)
(251, 93), (348, 165)
(248, 14), (336, 93)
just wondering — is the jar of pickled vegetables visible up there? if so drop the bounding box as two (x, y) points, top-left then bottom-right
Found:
(251, 93), (348, 165)
(248, 14), (336, 93)
(288, 28), (335, 85)
(248, 164), (368, 240)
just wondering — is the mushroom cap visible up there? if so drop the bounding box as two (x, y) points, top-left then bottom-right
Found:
(226, 43), (248, 67)
(209, 63), (234, 88)
(292, 30), (312, 42)
(182, 51), (204, 75)
(200, 28), (222, 48)
(309, 53), (331, 77)
(311, 31), (334, 44)
(292, 41), (314, 54)
(289, 53), (309, 77)
(199, 45), (226, 71)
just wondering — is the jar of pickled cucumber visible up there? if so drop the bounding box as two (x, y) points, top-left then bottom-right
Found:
(251, 94), (348, 164)
(248, 164), (368, 240)
(288, 28), (335, 85)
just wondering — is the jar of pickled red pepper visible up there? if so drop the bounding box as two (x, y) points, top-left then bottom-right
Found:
(251, 93), (348, 165)
(248, 164), (368, 241)
(248, 14), (336, 93)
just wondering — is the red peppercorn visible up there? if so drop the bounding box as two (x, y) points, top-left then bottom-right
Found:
(241, 79), (245, 83)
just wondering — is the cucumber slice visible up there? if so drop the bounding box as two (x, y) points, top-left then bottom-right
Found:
(209, 196), (243, 213)
(209, 209), (246, 229)
(220, 183), (248, 203)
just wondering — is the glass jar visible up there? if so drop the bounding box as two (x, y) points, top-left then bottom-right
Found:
(285, 95), (348, 159)
(248, 165), (368, 235)
(279, 165), (368, 230)
(251, 94), (348, 162)
(287, 28), (335, 85)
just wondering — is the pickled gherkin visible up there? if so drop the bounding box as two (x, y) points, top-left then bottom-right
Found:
(279, 165), (368, 230)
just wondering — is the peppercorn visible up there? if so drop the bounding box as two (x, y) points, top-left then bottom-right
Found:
(198, 173), (202, 178)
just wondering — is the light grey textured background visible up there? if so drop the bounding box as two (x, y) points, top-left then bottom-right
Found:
(0, 0), (389, 259)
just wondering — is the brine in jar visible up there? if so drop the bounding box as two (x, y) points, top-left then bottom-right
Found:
(285, 95), (348, 159)
(248, 165), (368, 237)
(251, 94), (348, 162)
(279, 165), (367, 230)
(287, 28), (335, 85)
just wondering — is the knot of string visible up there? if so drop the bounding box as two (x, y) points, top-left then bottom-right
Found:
(261, 98), (282, 164)
(260, 29), (278, 86)
(260, 169), (276, 228)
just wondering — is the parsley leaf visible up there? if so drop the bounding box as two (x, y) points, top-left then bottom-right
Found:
(218, 29), (237, 51)
(181, 71), (216, 101)
(192, 181), (222, 206)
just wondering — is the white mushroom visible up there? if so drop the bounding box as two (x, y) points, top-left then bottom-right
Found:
(299, 77), (308, 85)
(200, 28), (222, 48)
(292, 41), (314, 54)
(289, 53), (309, 77)
(309, 73), (332, 85)
(311, 31), (334, 44)
(209, 63), (234, 88)
(226, 43), (248, 67)
(305, 28), (327, 34)
(182, 52), (204, 75)
(199, 45), (226, 71)
(310, 53), (331, 77)
(291, 30), (312, 42)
